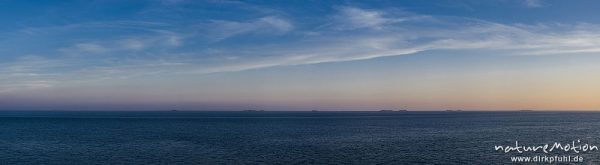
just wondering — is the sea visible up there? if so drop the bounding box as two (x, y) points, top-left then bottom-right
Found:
(1, 111), (599, 164)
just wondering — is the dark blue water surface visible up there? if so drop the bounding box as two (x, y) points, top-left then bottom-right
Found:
(1, 111), (600, 164)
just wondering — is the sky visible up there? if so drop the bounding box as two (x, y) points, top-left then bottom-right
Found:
(1, 0), (600, 111)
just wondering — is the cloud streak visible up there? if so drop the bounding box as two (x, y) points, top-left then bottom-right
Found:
(2, 6), (600, 93)
(206, 16), (293, 41)
(524, 0), (543, 8)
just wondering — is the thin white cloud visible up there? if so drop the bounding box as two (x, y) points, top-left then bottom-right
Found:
(329, 6), (423, 30)
(0, 80), (54, 93)
(259, 16), (293, 31)
(119, 39), (146, 51)
(165, 35), (182, 47)
(336, 7), (388, 29)
(180, 8), (600, 74)
(3, 6), (600, 93)
(0, 56), (63, 92)
(207, 16), (293, 41)
(19, 20), (172, 36)
(74, 43), (108, 53)
(524, 0), (543, 8)
(58, 32), (182, 56)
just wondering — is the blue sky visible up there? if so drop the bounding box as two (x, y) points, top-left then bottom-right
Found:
(1, 0), (600, 110)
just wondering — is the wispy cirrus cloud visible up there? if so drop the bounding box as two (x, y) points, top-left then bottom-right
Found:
(2, 5), (600, 93)
(524, 0), (544, 8)
(69, 43), (108, 54)
(170, 7), (600, 75)
(58, 32), (182, 56)
(331, 6), (393, 30)
(205, 16), (293, 41)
